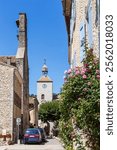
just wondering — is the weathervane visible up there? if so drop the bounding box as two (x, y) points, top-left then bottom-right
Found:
(44, 59), (46, 65)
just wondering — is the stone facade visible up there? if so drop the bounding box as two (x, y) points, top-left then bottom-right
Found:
(0, 13), (29, 142)
(62, 0), (99, 68)
(0, 64), (14, 137)
(13, 70), (22, 142)
(29, 96), (39, 127)
(0, 63), (22, 141)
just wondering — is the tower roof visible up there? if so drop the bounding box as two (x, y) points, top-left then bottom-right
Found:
(37, 76), (53, 82)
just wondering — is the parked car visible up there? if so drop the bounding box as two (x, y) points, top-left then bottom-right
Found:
(24, 128), (42, 144)
(38, 127), (47, 142)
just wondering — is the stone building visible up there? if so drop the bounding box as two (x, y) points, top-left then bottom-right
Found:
(29, 96), (39, 127)
(0, 13), (29, 141)
(62, 0), (100, 68)
(37, 62), (53, 105)
(16, 13), (29, 136)
(0, 62), (22, 142)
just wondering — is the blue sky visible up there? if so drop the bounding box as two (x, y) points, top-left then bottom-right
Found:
(0, 0), (69, 95)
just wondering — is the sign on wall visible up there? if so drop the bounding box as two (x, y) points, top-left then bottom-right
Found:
(16, 117), (21, 125)
(2, 129), (6, 135)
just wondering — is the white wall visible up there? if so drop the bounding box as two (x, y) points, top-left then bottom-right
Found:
(37, 82), (53, 104)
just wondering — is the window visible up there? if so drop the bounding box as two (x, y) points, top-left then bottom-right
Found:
(41, 94), (45, 100)
(87, 0), (93, 48)
(95, 0), (100, 26)
(70, 0), (76, 44)
(80, 21), (86, 62)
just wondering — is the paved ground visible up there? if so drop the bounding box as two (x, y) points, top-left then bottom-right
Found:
(0, 138), (64, 150)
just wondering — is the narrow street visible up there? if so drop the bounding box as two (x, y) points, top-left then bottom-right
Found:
(0, 1), (100, 150)
(1, 138), (64, 150)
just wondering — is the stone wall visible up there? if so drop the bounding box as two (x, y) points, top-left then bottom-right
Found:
(13, 70), (22, 141)
(71, 0), (88, 67)
(0, 63), (23, 141)
(68, 0), (99, 68)
(0, 64), (14, 138)
(89, 0), (99, 57)
(29, 96), (39, 127)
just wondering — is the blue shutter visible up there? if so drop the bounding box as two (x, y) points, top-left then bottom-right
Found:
(70, 0), (76, 44)
(80, 22), (86, 62)
(95, 0), (100, 26)
(87, 0), (93, 48)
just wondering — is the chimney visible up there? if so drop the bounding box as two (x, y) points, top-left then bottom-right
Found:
(7, 57), (11, 65)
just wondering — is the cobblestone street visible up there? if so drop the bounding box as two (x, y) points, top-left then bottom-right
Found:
(0, 138), (64, 150)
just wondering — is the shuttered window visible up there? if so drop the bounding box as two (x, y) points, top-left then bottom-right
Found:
(70, 0), (76, 44)
(95, 0), (100, 26)
(87, 0), (93, 48)
(80, 22), (86, 62)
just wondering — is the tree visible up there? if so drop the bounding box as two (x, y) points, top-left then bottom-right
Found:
(38, 101), (61, 122)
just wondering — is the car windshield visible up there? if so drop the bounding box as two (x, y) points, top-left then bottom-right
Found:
(25, 129), (39, 134)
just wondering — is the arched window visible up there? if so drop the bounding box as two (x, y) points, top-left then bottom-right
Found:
(41, 94), (45, 100)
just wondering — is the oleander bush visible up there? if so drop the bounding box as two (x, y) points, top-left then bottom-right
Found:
(59, 48), (100, 150)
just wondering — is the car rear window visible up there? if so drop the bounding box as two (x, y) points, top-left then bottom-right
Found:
(25, 129), (39, 134)
(38, 128), (43, 133)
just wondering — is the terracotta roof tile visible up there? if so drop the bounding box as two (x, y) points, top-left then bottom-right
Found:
(37, 76), (52, 82)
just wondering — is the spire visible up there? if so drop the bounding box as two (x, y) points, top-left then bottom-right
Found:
(42, 59), (48, 77)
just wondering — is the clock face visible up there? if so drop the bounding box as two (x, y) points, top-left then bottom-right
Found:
(42, 84), (47, 88)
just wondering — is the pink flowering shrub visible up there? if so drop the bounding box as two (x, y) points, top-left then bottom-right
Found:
(64, 66), (88, 81)
(60, 49), (100, 150)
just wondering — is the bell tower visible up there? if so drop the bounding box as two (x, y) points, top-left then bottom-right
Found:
(37, 60), (53, 105)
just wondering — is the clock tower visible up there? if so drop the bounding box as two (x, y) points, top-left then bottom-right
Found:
(37, 61), (53, 104)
